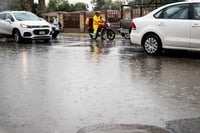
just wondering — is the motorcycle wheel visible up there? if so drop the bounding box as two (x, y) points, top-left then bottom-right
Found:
(107, 29), (115, 40)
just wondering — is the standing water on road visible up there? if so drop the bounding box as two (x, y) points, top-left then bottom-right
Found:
(0, 34), (200, 133)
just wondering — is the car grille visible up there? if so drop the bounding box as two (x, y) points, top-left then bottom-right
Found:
(33, 29), (50, 35)
(30, 25), (50, 28)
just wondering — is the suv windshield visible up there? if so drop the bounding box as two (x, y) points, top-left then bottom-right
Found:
(13, 12), (41, 21)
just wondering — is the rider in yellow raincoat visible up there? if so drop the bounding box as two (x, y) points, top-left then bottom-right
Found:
(93, 11), (105, 39)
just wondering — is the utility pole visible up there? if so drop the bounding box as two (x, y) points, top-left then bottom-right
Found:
(140, 0), (143, 16)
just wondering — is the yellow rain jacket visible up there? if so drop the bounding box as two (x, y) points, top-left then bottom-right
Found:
(93, 15), (105, 30)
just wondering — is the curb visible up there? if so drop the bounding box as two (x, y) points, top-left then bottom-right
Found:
(77, 124), (173, 133)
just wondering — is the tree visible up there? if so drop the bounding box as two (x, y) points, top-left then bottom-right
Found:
(11, 0), (28, 10)
(57, 0), (71, 11)
(91, 0), (123, 10)
(47, 0), (88, 12)
(48, 0), (58, 11)
(103, 0), (113, 9)
(112, 0), (123, 10)
(0, 0), (12, 11)
(91, 0), (105, 10)
(74, 2), (88, 11)
(32, 3), (42, 16)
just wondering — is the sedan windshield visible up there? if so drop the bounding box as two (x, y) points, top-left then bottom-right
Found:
(13, 12), (41, 21)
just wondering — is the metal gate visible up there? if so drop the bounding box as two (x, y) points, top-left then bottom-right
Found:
(63, 12), (80, 28)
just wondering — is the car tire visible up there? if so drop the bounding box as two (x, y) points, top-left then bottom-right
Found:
(142, 34), (162, 55)
(124, 33), (130, 39)
(13, 29), (23, 43)
(123, 27), (131, 39)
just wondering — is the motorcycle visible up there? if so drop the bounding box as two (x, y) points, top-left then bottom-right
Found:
(88, 21), (115, 40)
(51, 24), (60, 39)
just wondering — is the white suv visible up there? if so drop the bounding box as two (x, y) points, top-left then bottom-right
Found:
(0, 11), (51, 43)
(130, 1), (200, 55)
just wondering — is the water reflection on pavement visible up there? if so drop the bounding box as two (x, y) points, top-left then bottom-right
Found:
(0, 34), (200, 133)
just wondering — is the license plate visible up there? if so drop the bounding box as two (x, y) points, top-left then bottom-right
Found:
(39, 31), (45, 35)
(121, 29), (129, 33)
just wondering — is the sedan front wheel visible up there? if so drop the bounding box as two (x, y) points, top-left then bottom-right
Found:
(142, 34), (162, 55)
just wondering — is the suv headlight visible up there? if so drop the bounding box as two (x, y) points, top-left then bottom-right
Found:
(20, 24), (30, 28)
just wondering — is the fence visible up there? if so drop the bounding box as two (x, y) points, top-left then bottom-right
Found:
(63, 12), (80, 32)
(42, 2), (168, 33)
(42, 9), (153, 33)
(62, 8), (156, 32)
(62, 10), (121, 32)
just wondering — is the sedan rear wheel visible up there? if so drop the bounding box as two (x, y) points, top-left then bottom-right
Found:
(143, 34), (162, 55)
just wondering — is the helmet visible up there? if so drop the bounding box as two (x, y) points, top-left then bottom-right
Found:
(95, 11), (100, 15)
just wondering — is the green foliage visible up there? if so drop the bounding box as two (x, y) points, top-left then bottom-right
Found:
(112, 0), (123, 10)
(47, 0), (88, 12)
(48, 0), (58, 11)
(57, 0), (70, 11)
(10, 0), (28, 10)
(0, 0), (12, 11)
(91, 0), (105, 10)
(74, 2), (88, 11)
(91, 0), (123, 10)
(32, 3), (42, 16)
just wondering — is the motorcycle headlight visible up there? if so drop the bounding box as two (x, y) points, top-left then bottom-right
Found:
(107, 23), (111, 27)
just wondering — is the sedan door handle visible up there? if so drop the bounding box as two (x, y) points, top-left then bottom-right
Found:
(192, 23), (200, 27)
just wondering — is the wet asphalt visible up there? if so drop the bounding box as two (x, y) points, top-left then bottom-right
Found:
(0, 33), (200, 133)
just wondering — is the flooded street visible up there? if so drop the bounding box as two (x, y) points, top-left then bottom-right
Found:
(0, 34), (200, 133)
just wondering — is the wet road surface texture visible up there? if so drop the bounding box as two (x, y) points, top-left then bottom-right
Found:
(0, 33), (200, 133)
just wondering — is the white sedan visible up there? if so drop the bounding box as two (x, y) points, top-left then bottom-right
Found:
(130, 0), (200, 55)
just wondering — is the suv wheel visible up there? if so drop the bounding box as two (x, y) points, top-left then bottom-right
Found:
(13, 29), (23, 43)
(142, 34), (162, 55)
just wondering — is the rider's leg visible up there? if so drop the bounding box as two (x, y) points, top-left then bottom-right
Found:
(93, 30), (97, 39)
(93, 25), (98, 39)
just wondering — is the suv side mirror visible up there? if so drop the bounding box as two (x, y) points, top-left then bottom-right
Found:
(6, 18), (12, 24)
